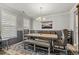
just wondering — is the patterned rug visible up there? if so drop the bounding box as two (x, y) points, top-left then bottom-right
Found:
(3, 41), (66, 55)
(0, 50), (8, 55)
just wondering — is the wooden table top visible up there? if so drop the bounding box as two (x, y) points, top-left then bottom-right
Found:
(24, 33), (58, 39)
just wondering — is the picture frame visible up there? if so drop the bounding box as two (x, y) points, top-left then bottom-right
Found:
(41, 21), (53, 29)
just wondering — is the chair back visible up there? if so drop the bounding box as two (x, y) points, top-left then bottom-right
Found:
(24, 29), (29, 34)
(56, 31), (62, 40)
(63, 29), (69, 46)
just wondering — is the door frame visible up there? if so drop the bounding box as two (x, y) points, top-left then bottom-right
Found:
(77, 4), (79, 53)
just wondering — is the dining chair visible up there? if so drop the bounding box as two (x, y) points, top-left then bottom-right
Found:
(53, 29), (68, 54)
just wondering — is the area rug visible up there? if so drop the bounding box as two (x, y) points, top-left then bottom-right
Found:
(3, 41), (65, 55)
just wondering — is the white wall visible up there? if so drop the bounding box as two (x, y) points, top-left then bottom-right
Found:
(33, 12), (70, 30)
(69, 4), (77, 30)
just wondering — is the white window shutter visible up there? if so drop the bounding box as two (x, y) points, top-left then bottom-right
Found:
(1, 10), (17, 40)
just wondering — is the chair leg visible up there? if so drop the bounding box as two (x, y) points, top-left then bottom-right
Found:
(64, 46), (68, 55)
(64, 49), (68, 55)
(65, 46), (68, 55)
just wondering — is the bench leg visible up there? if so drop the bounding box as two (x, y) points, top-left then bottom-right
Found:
(48, 39), (53, 55)
(24, 42), (26, 49)
(48, 46), (50, 55)
(34, 44), (36, 52)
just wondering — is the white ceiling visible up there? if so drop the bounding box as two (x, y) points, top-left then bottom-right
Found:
(3, 3), (75, 18)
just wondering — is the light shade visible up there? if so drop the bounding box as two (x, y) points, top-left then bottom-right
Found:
(36, 17), (46, 21)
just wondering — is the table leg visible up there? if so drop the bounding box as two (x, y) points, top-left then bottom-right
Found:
(34, 44), (36, 52)
(52, 40), (54, 52)
(23, 37), (25, 49)
(48, 39), (52, 54)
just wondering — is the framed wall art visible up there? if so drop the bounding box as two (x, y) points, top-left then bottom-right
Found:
(41, 21), (53, 29)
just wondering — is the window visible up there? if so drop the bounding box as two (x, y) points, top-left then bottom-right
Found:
(24, 18), (30, 29)
(1, 9), (17, 40)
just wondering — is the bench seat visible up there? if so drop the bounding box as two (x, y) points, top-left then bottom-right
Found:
(24, 39), (50, 47)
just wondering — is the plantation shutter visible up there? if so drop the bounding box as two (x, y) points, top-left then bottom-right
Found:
(1, 10), (17, 40)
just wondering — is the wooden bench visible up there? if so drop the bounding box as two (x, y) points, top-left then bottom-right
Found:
(24, 39), (50, 54)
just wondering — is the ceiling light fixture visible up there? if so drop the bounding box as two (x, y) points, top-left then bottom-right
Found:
(36, 7), (46, 21)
